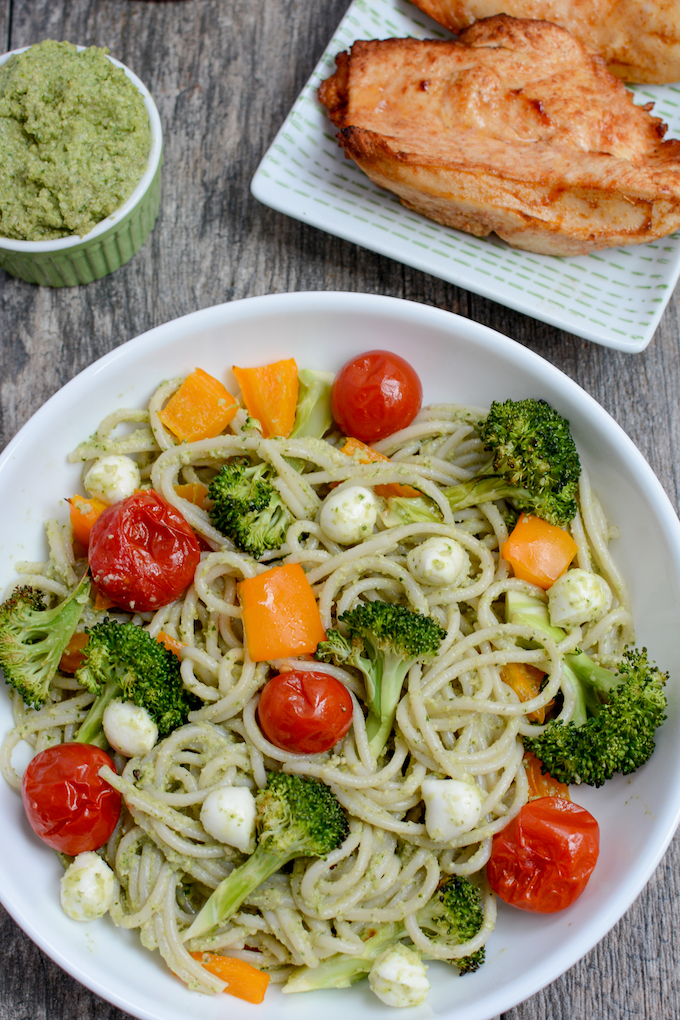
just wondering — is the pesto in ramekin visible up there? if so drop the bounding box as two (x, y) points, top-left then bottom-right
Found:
(0, 40), (151, 241)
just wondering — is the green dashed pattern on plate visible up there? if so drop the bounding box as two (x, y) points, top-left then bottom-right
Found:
(251, 0), (680, 353)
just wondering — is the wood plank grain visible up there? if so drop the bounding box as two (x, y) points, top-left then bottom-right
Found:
(1, 0), (8, 52)
(1, 0), (679, 1017)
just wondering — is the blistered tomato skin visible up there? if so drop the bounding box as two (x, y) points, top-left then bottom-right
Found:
(487, 797), (599, 913)
(258, 670), (354, 754)
(88, 490), (201, 612)
(22, 744), (121, 856)
(331, 351), (423, 444)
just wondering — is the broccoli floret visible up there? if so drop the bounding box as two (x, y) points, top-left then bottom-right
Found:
(525, 647), (667, 787)
(182, 771), (348, 942)
(74, 619), (196, 745)
(316, 600), (446, 758)
(283, 876), (486, 992)
(207, 457), (292, 559)
(316, 626), (354, 661)
(443, 398), (581, 527)
(290, 369), (334, 439)
(418, 876), (485, 974)
(506, 591), (668, 786)
(0, 575), (90, 708)
(241, 415), (262, 434)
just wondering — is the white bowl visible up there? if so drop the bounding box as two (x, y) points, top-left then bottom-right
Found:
(0, 292), (679, 1020)
(0, 45), (163, 286)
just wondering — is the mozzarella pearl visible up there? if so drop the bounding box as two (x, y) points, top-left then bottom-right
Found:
(369, 944), (430, 1008)
(407, 536), (470, 587)
(421, 777), (484, 842)
(319, 486), (378, 545)
(102, 699), (158, 757)
(548, 568), (613, 628)
(60, 852), (115, 922)
(84, 455), (141, 505)
(200, 786), (256, 852)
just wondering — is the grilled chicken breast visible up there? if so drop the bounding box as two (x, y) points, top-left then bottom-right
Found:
(411, 0), (680, 83)
(318, 16), (680, 256)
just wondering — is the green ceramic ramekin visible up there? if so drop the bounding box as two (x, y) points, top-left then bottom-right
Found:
(0, 47), (163, 287)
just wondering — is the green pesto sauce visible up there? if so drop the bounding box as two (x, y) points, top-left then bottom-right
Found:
(0, 40), (151, 241)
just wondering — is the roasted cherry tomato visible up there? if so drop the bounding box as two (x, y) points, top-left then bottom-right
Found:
(257, 670), (353, 754)
(487, 797), (599, 913)
(88, 490), (200, 612)
(21, 744), (121, 855)
(331, 350), (423, 443)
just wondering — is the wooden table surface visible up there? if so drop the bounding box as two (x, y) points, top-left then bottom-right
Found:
(1, 2), (679, 1018)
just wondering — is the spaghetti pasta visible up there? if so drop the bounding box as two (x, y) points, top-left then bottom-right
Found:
(0, 372), (634, 1001)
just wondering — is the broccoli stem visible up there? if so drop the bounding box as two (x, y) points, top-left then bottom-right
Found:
(286, 371), (334, 472)
(284, 924), (403, 992)
(505, 590), (565, 644)
(567, 650), (620, 694)
(562, 652), (621, 725)
(290, 369), (334, 440)
(444, 475), (532, 513)
(74, 678), (120, 745)
(287, 953), (374, 990)
(365, 653), (410, 758)
(183, 845), (296, 942)
(556, 660), (590, 727)
(505, 590), (621, 724)
(366, 714), (394, 758)
(382, 496), (441, 528)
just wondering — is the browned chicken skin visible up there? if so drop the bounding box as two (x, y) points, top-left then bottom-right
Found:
(318, 16), (680, 256)
(411, 0), (680, 83)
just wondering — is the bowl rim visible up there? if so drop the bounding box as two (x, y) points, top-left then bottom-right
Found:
(0, 43), (163, 253)
(1, 291), (680, 1020)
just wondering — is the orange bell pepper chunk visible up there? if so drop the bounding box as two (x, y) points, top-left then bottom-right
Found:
(189, 952), (270, 1003)
(239, 563), (326, 661)
(501, 512), (578, 589)
(339, 437), (421, 499)
(174, 482), (209, 508)
(157, 631), (184, 657)
(232, 359), (298, 438)
(159, 368), (238, 443)
(59, 631), (89, 674)
(500, 661), (552, 724)
(68, 494), (107, 547)
(523, 750), (571, 801)
(93, 588), (117, 612)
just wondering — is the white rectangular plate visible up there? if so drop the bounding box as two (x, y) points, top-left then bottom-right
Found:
(251, 0), (680, 353)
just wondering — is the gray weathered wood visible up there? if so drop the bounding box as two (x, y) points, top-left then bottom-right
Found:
(1, 1), (679, 1017)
